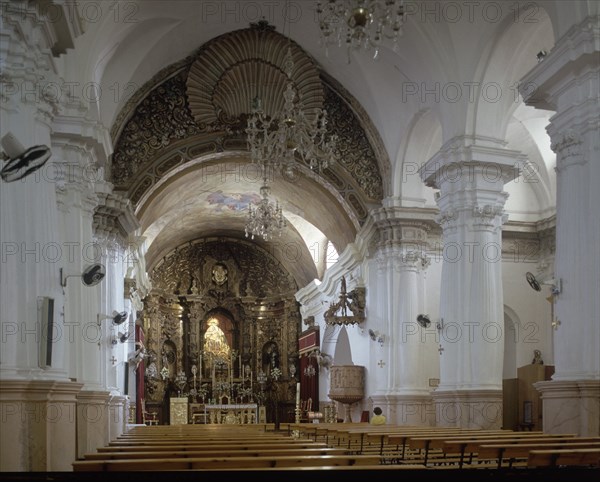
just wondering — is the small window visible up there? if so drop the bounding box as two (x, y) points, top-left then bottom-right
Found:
(325, 241), (339, 270)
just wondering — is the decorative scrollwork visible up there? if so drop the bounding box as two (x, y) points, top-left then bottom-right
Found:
(323, 85), (383, 202)
(111, 73), (201, 187)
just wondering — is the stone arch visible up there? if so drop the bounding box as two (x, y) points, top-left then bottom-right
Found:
(468, 6), (556, 141)
(503, 305), (521, 379)
(395, 108), (443, 205)
(109, 24), (387, 232)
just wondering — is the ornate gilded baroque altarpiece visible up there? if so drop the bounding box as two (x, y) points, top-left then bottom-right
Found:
(142, 238), (301, 407)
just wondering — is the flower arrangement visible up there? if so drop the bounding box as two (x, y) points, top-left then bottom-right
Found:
(215, 381), (230, 393)
(270, 367), (282, 381)
(197, 385), (209, 401)
(239, 387), (253, 398)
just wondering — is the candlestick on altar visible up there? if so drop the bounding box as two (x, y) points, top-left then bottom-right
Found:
(296, 382), (301, 407)
(199, 352), (202, 380)
(212, 360), (216, 392)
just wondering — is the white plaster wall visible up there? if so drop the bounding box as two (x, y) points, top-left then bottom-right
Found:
(502, 260), (554, 369)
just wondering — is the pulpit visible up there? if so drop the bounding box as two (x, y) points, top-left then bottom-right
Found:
(169, 397), (188, 425)
(328, 365), (364, 422)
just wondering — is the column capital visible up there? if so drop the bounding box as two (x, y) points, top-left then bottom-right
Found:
(93, 188), (140, 246)
(371, 205), (433, 247)
(375, 246), (430, 273)
(419, 136), (526, 190)
(549, 129), (589, 172)
(370, 209), (431, 272)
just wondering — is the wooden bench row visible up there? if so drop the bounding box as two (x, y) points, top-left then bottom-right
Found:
(79, 423), (600, 472)
(73, 455), (384, 471)
(97, 442), (330, 452)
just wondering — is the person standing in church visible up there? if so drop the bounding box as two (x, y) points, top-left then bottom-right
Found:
(370, 406), (386, 425)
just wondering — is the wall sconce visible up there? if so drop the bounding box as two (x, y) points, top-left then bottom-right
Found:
(304, 363), (316, 378)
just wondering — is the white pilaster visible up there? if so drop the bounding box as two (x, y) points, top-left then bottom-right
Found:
(53, 139), (103, 390)
(108, 394), (128, 441)
(0, 2), (72, 380)
(370, 203), (435, 424)
(76, 390), (111, 459)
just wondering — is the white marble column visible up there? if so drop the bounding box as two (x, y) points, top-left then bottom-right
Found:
(370, 204), (435, 425)
(0, 35), (65, 380)
(0, 2), (87, 471)
(420, 139), (525, 428)
(520, 15), (600, 436)
(93, 184), (140, 393)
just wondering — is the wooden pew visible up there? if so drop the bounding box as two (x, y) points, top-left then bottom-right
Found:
(83, 447), (351, 460)
(108, 438), (310, 447)
(441, 434), (580, 469)
(96, 442), (330, 453)
(393, 430), (512, 465)
(113, 435), (298, 443)
(477, 440), (600, 469)
(72, 454), (383, 471)
(364, 428), (484, 458)
(527, 448), (600, 468)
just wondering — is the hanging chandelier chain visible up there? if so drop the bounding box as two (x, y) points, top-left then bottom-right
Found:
(245, 11), (339, 241)
(317, 0), (406, 60)
(246, 46), (337, 175)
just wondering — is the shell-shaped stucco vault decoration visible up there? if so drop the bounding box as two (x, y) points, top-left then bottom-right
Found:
(186, 25), (325, 128)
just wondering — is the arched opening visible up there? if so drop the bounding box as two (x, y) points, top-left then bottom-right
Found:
(502, 310), (519, 430)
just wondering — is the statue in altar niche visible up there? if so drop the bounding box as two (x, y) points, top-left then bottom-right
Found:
(212, 263), (228, 286)
(262, 340), (280, 376)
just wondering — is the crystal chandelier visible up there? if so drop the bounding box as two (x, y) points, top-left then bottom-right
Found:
(246, 46), (337, 177)
(245, 170), (287, 241)
(317, 0), (406, 59)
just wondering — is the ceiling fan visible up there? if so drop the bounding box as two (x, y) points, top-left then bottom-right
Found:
(61, 263), (106, 288)
(368, 329), (385, 346)
(525, 272), (562, 295)
(416, 314), (431, 328)
(0, 132), (51, 182)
